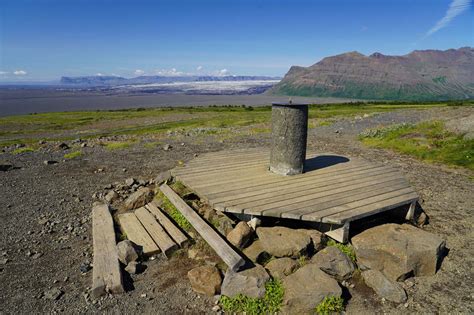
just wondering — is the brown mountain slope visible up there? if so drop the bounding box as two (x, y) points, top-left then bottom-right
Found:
(271, 47), (474, 101)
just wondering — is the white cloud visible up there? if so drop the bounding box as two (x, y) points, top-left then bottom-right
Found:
(217, 68), (229, 76)
(154, 68), (186, 76)
(426, 0), (472, 36)
(196, 65), (203, 71)
(134, 69), (145, 76)
(13, 70), (27, 76)
(96, 72), (104, 76)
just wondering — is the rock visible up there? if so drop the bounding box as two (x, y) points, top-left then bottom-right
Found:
(311, 246), (354, 280)
(227, 221), (253, 249)
(44, 288), (63, 300)
(125, 178), (136, 187)
(282, 263), (342, 314)
(154, 170), (171, 184)
(81, 143), (87, 148)
(216, 215), (235, 236)
(416, 212), (428, 227)
(43, 160), (58, 165)
(163, 144), (172, 151)
(187, 265), (222, 296)
(362, 270), (407, 303)
(104, 190), (119, 203)
(265, 258), (299, 279)
(123, 187), (154, 211)
(80, 262), (92, 273)
(352, 224), (446, 281)
(300, 229), (324, 251)
(0, 258), (9, 265)
(57, 143), (70, 150)
(243, 240), (270, 264)
(125, 261), (141, 274)
(0, 161), (13, 172)
(256, 227), (311, 258)
(247, 217), (261, 230)
(117, 240), (139, 265)
(221, 264), (270, 299)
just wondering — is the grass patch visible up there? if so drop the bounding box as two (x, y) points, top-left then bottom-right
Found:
(315, 296), (345, 315)
(12, 147), (35, 154)
(155, 191), (192, 231)
(360, 121), (474, 170)
(326, 239), (356, 262)
(64, 150), (82, 159)
(219, 279), (284, 314)
(104, 141), (136, 150)
(143, 141), (161, 149)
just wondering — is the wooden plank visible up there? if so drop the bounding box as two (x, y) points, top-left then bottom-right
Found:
(160, 184), (245, 271)
(118, 213), (160, 256)
(92, 204), (124, 297)
(302, 187), (416, 222)
(323, 192), (419, 223)
(186, 163), (382, 198)
(135, 207), (177, 257)
(216, 169), (400, 209)
(174, 160), (268, 177)
(146, 201), (189, 247)
(278, 181), (411, 220)
(239, 178), (408, 217)
(209, 166), (396, 205)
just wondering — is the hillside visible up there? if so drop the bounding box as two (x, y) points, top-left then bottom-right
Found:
(272, 47), (474, 101)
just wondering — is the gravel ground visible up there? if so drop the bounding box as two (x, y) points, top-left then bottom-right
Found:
(1, 106), (473, 314)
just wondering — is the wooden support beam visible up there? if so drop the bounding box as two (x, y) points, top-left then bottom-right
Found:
(325, 222), (350, 244)
(118, 213), (160, 256)
(91, 203), (124, 297)
(146, 201), (189, 247)
(405, 201), (417, 221)
(160, 184), (245, 271)
(135, 207), (177, 257)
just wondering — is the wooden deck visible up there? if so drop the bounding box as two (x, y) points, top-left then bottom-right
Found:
(172, 149), (419, 226)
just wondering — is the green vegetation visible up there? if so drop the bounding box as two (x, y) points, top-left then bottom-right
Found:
(12, 147), (35, 154)
(104, 141), (136, 150)
(315, 296), (345, 315)
(64, 150), (82, 159)
(326, 239), (356, 262)
(155, 191), (192, 231)
(1, 102), (470, 147)
(219, 279), (284, 314)
(360, 121), (474, 170)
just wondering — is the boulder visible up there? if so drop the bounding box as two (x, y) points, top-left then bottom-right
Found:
(227, 221), (253, 248)
(57, 142), (70, 150)
(216, 214), (235, 236)
(105, 190), (119, 203)
(188, 265), (222, 296)
(123, 187), (154, 211)
(243, 240), (270, 264)
(352, 224), (446, 281)
(257, 227), (311, 258)
(125, 261), (141, 275)
(265, 258), (299, 279)
(125, 178), (136, 187)
(362, 270), (407, 303)
(282, 264), (342, 314)
(117, 240), (139, 265)
(221, 264), (270, 299)
(311, 246), (355, 280)
(300, 229), (324, 251)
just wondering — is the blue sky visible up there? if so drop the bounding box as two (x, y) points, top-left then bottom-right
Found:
(1, 0), (473, 81)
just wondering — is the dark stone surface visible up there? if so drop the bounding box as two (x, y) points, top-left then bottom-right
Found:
(270, 103), (308, 175)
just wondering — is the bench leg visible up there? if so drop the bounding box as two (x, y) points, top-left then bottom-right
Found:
(326, 222), (350, 243)
(405, 201), (416, 221)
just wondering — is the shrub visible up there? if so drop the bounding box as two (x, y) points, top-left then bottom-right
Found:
(315, 296), (345, 314)
(219, 279), (284, 314)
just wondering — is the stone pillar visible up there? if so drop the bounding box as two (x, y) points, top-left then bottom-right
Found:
(270, 103), (308, 175)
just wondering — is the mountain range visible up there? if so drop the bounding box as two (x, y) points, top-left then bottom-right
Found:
(60, 75), (280, 86)
(271, 47), (474, 101)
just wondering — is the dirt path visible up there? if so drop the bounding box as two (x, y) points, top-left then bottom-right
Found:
(1, 106), (472, 314)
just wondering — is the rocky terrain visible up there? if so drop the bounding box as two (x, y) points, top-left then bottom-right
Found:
(272, 47), (474, 100)
(1, 105), (473, 314)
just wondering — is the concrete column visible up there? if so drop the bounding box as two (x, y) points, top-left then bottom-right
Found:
(270, 103), (308, 175)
